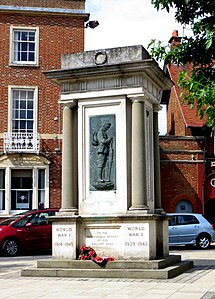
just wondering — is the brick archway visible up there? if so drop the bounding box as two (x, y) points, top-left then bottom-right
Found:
(170, 195), (198, 213)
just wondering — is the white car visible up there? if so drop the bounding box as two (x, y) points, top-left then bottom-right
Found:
(167, 213), (215, 249)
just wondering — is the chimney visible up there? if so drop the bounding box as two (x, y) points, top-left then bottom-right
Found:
(168, 30), (182, 48)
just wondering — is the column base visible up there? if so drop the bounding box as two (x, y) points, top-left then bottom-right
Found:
(58, 208), (78, 216)
(154, 208), (165, 215)
(128, 205), (149, 213)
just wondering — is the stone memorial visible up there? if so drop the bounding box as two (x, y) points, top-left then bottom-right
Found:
(44, 45), (173, 261)
(21, 46), (193, 279)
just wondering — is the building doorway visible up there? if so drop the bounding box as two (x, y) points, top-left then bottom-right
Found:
(175, 200), (193, 213)
(205, 198), (215, 225)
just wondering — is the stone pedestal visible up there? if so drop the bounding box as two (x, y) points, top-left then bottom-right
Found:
(52, 214), (169, 260)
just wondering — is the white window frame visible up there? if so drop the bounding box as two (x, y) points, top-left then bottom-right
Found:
(0, 169), (5, 210)
(37, 168), (46, 208)
(8, 86), (38, 134)
(0, 165), (49, 215)
(10, 26), (39, 66)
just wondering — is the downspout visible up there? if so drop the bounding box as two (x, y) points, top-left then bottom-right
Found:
(202, 136), (206, 215)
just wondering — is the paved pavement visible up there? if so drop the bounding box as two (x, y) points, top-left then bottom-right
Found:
(1, 246), (215, 299)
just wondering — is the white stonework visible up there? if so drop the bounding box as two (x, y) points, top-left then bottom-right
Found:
(52, 216), (169, 260)
(78, 97), (129, 215)
(52, 222), (77, 259)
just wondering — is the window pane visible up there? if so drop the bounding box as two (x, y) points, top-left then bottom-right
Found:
(29, 43), (35, 51)
(13, 109), (19, 119)
(14, 31), (21, 40)
(11, 177), (21, 189)
(29, 32), (35, 41)
(21, 43), (27, 51)
(11, 190), (32, 210)
(20, 100), (26, 109)
(27, 121), (33, 131)
(27, 110), (33, 119)
(20, 110), (26, 119)
(21, 52), (28, 61)
(11, 170), (33, 189)
(21, 32), (28, 41)
(38, 169), (45, 189)
(0, 169), (5, 189)
(28, 91), (34, 100)
(28, 52), (35, 61)
(14, 101), (19, 109)
(38, 191), (45, 208)
(13, 120), (19, 131)
(13, 90), (19, 99)
(0, 191), (5, 210)
(22, 177), (33, 189)
(20, 121), (26, 130)
(27, 101), (33, 109)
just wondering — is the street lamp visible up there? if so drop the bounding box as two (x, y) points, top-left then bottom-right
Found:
(85, 20), (99, 29)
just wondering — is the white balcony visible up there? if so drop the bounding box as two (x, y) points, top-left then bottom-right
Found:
(4, 132), (40, 153)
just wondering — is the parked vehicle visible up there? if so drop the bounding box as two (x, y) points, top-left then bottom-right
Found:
(167, 213), (215, 249)
(0, 209), (59, 256)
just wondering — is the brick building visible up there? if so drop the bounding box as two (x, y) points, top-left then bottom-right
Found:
(160, 31), (215, 223)
(0, 0), (88, 218)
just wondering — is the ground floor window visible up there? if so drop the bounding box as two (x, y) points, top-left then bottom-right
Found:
(0, 161), (49, 215)
(11, 169), (32, 210)
(0, 169), (5, 210)
(38, 169), (45, 208)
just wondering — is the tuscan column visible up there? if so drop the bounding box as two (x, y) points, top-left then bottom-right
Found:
(60, 104), (78, 214)
(153, 104), (163, 213)
(130, 98), (149, 211)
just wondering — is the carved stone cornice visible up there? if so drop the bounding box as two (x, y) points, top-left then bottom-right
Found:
(0, 154), (50, 166)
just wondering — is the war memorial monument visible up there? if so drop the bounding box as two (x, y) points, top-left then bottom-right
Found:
(22, 45), (193, 278)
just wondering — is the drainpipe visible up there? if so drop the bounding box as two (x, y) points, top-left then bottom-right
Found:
(202, 136), (206, 215)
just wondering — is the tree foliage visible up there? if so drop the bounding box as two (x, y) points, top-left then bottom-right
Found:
(148, 0), (215, 129)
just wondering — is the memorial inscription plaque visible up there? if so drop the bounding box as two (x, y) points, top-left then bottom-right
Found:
(52, 223), (76, 258)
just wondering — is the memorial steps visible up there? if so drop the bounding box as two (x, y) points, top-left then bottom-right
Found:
(21, 255), (193, 279)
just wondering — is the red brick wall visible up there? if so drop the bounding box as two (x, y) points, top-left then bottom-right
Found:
(0, 13), (85, 134)
(0, 9), (85, 209)
(167, 87), (187, 136)
(160, 136), (205, 213)
(0, 0), (85, 10)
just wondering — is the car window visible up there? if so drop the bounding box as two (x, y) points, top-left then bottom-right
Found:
(169, 216), (177, 226)
(27, 212), (49, 226)
(13, 214), (34, 228)
(38, 213), (49, 225)
(0, 218), (17, 226)
(177, 215), (199, 225)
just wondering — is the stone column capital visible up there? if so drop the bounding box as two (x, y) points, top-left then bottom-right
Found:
(129, 93), (145, 103)
(63, 100), (77, 109)
(153, 104), (162, 113)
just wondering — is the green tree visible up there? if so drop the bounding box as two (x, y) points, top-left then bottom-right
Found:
(148, 0), (215, 129)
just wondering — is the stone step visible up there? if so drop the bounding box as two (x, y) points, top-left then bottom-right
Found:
(22, 260), (193, 280)
(37, 255), (181, 270)
(21, 260), (193, 280)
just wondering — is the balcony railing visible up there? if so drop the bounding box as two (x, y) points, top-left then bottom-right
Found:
(4, 132), (40, 153)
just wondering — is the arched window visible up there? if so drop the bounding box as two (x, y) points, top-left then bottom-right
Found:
(176, 200), (193, 213)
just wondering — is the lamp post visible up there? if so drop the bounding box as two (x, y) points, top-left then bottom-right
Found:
(85, 20), (99, 29)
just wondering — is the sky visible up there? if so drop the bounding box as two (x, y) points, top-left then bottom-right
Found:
(84, 0), (184, 135)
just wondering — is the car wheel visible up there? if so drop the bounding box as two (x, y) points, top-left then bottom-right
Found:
(196, 234), (211, 249)
(2, 239), (20, 256)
